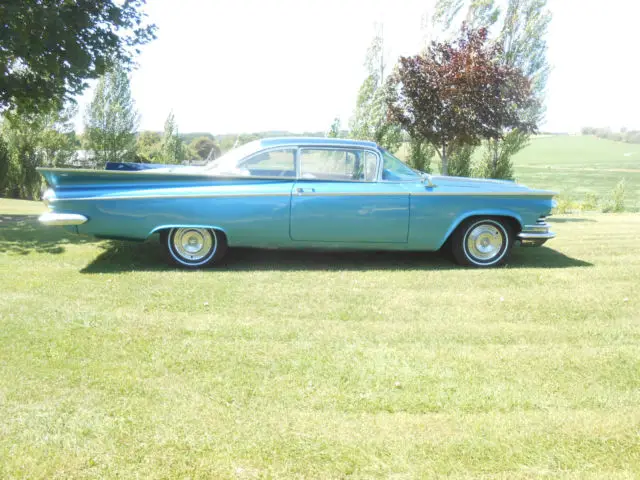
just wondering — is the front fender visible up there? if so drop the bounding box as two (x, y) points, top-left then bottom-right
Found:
(437, 209), (524, 249)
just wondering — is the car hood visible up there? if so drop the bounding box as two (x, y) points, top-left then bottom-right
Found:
(429, 175), (557, 195)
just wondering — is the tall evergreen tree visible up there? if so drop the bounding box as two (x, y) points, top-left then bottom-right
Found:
(84, 65), (139, 167)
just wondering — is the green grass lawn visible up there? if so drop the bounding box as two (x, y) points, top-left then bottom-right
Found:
(1, 198), (639, 478)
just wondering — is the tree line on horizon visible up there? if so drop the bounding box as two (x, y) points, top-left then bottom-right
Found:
(581, 127), (640, 145)
(1, 0), (554, 200)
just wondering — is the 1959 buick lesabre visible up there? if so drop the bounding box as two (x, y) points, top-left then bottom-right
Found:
(37, 137), (556, 269)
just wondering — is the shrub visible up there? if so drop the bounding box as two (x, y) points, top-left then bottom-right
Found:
(553, 196), (581, 214)
(582, 192), (599, 212)
(602, 179), (626, 213)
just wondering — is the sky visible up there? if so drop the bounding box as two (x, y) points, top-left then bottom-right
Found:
(74, 0), (640, 135)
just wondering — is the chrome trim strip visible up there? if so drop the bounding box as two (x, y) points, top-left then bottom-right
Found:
(295, 191), (405, 197)
(517, 232), (556, 240)
(411, 191), (557, 197)
(38, 212), (88, 226)
(51, 190), (557, 202)
(50, 192), (293, 202)
(521, 222), (552, 233)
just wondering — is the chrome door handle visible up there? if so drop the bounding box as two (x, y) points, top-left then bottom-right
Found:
(296, 187), (315, 195)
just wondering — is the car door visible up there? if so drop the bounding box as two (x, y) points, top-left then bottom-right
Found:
(290, 147), (410, 243)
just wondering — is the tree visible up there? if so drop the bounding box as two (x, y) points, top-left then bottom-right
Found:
(406, 136), (434, 173)
(478, 0), (551, 179)
(0, 134), (11, 197)
(434, 0), (551, 178)
(0, 0), (155, 114)
(84, 65), (139, 167)
(1, 112), (46, 199)
(159, 112), (186, 164)
(349, 25), (402, 151)
(433, 0), (500, 32)
(1, 103), (80, 199)
(39, 104), (79, 168)
(191, 136), (221, 160)
(136, 131), (162, 163)
(386, 26), (537, 175)
(474, 130), (528, 180)
(327, 117), (341, 138)
(447, 143), (474, 177)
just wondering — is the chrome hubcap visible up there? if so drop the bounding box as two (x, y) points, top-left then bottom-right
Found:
(173, 228), (214, 261)
(466, 224), (503, 261)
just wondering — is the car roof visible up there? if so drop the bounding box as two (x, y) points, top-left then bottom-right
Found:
(258, 137), (379, 149)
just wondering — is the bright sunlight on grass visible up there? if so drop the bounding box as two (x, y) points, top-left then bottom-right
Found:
(0, 199), (639, 478)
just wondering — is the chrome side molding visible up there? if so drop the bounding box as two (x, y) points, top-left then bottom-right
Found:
(38, 213), (88, 226)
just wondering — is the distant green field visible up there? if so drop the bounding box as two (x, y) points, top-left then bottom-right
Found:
(512, 136), (640, 211)
(397, 136), (640, 211)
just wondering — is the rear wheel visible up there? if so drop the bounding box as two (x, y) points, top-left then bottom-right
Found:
(451, 217), (512, 267)
(165, 227), (227, 268)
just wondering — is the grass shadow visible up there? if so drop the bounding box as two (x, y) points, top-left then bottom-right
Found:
(0, 214), (99, 255)
(81, 238), (592, 274)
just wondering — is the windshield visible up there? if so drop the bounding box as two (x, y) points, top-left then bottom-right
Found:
(380, 149), (421, 181)
(204, 140), (264, 173)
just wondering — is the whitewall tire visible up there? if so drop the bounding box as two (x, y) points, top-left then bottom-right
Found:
(451, 218), (513, 267)
(165, 227), (227, 268)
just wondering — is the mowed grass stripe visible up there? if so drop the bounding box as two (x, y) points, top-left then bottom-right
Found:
(0, 199), (639, 478)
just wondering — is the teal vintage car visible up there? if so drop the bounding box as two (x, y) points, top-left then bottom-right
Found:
(37, 137), (556, 268)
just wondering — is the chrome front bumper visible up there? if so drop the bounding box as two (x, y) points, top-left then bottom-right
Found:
(38, 213), (88, 226)
(517, 220), (555, 247)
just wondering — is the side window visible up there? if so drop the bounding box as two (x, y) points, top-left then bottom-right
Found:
(239, 148), (295, 177)
(300, 149), (378, 182)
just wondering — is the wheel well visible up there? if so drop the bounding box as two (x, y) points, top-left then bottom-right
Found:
(154, 227), (228, 244)
(445, 215), (521, 247)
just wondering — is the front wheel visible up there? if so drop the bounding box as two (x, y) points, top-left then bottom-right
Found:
(451, 218), (513, 267)
(165, 227), (227, 268)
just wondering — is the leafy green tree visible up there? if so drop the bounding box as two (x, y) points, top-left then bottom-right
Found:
(350, 25), (402, 151)
(479, 0), (551, 179)
(447, 143), (474, 177)
(387, 26), (537, 176)
(159, 112), (186, 164)
(0, 133), (11, 196)
(474, 130), (528, 180)
(406, 136), (434, 173)
(327, 118), (341, 138)
(1, 104), (80, 198)
(190, 136), (221, 160)
(433, 0), (500, 32)
(0, 0), (155, 114)
(84, 65), (139, 167)
(1, 112), (46, 199)
(39, 104), (78, 168)
(136, 131), (162, 163)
